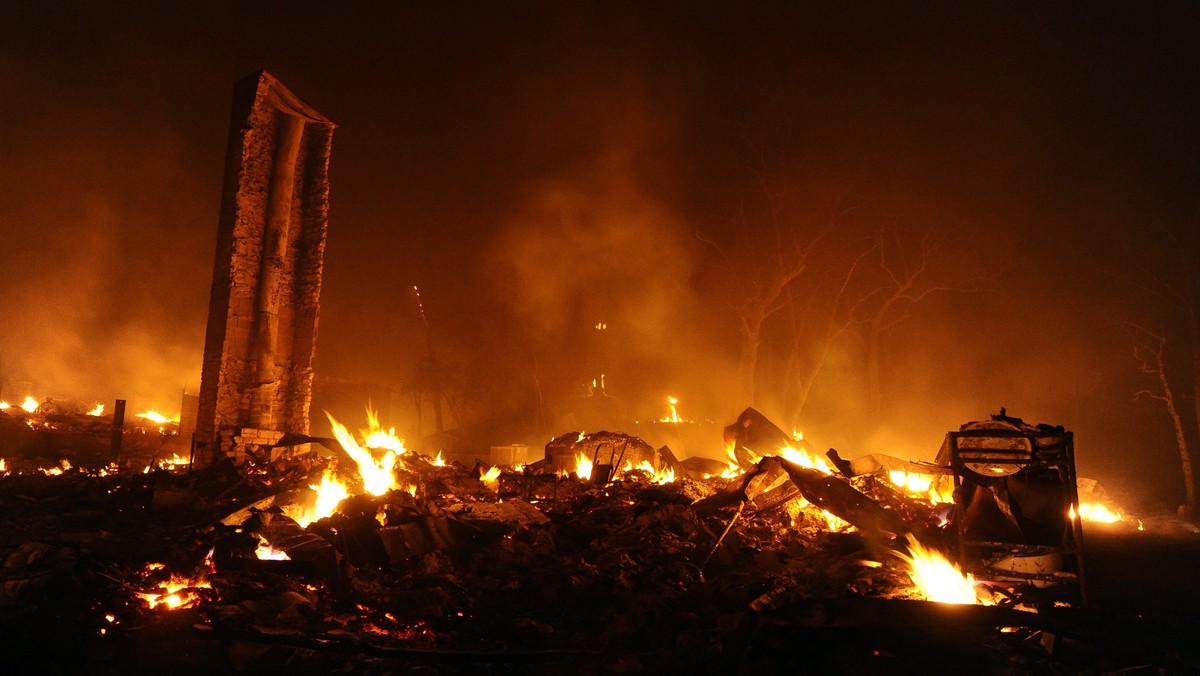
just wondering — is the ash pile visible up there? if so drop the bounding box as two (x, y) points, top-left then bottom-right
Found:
(0, 406), (1192, 674)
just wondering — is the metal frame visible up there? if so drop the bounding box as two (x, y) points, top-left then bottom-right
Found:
(947, 428), (1087, 605)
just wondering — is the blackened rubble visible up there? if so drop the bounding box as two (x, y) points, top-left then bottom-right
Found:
(0, 406), (1195, 674)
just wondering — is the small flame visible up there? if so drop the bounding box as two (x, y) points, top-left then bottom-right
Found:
(42, 459), (71, 475)
(255, 536), (291, 561)
(86, 403), (105, 416)
(0, 459), (7, 474)
(575, 452), (594, 481)
(659, 396), (683, 423)
(793, 429), (804, 441)
(21, 396), (39, 413)
(778, 446), (832, 474)
(136, 410), (176, 424)
(888, 470), (954, 504)
(432, 451), (447, 467)
(896, 535), (979, 605)
(1072, 502), (1122, 524)
(0, 401), (8, 410)
(137, 569), (211, 610)
(622, 460), (675, 484)
(595, 322), (607, 330)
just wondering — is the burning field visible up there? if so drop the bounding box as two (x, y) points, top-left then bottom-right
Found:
(0, 402), (1195, 674)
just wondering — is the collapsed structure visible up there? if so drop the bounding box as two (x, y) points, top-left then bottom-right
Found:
(194, 71), (335, 466)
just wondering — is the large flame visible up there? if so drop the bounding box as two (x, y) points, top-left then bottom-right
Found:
(896, 535), (978, 604)
(20, 396), (39, 413)
(326, 410), (402, 496)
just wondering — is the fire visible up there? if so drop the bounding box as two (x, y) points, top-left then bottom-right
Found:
(86, 403), (105, 416)
(255, 536), (291, 561)
(363, 408), (407, 456)
(432, 451), (447, 467)
(481, 466), (501, 486)
(0, 401), (8, 410)
(326, 411), (400, 496)
(660, 396), (683, 423)
(778, 446), (832, 474)
(42, 459), (71, 475)
(294, 470), (349, 527)
(895, 535), (979, 605)
(21, 396), (39, 413)
(622, 460), (676, 484)
(137, 569), (211, 610)
(136, 410), (176, 424)
(148, 453), (190, 472)
(0, 459), (7, 474)
(575, 452), (594, 481)
(888, 470), (954, 504)
(1071, 502), (1121, 524)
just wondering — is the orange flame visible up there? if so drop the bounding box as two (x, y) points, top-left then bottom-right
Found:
(136, 410), (177, 424)
(575, 452), (594, 481)
(86, 403), (105, 416)
(326, 411), (400, 496)
(481, 466), (501, 486)
(137, 568), (211, 610)
(659, 396), (683, 423)
(20, 396), (39, 413)
(255, 536), (291, 561)
(895, 535), (979, 604)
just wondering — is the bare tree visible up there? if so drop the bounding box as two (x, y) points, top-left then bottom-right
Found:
(850, 225), (987, 420)
(1131, 324), (1196, 513)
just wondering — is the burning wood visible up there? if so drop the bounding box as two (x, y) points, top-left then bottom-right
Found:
(0, 403), (1190, 673)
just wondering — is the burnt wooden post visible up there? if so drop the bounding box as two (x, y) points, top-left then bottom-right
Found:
(194, 71), (335, 467)
(110, 399), (126, 463)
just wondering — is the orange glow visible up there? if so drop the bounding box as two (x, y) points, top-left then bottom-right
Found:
(326, 411), (400, 496)
(895, 535), (979, 604)
(86, 403), (105, 416)
(1071, 502), (1120, 524)
(137, 570), (211, 610)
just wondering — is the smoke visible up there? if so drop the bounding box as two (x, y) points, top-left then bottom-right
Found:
(0, 62), (212, 412)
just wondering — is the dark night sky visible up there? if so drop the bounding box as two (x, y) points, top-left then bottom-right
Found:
(3, 3), (1199, 508)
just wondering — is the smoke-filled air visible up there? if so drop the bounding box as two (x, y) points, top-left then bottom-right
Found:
(2, 3), (1200, 511)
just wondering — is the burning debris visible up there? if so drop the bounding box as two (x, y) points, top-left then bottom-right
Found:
(0, 402), (1192, 673)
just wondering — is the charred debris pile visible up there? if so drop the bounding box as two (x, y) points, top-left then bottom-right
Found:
(0, 406), (1194, 674)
